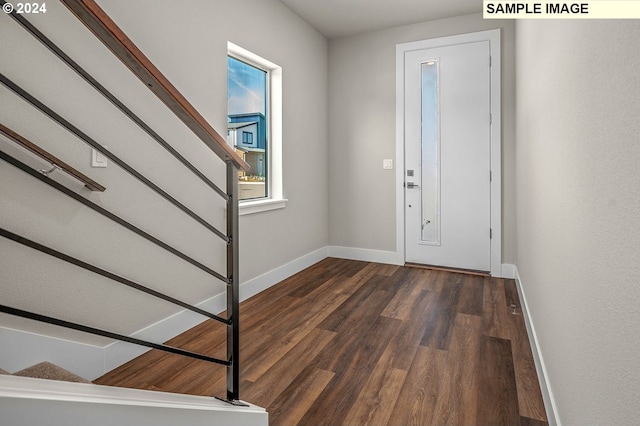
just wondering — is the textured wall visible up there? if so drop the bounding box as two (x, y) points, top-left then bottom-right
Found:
(0, 0), (328, 344)
(516, 20), (640, 425)
(328, 13), (517, 263)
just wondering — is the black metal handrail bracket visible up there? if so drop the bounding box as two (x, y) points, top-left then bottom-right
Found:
(0, 0), (248, 405)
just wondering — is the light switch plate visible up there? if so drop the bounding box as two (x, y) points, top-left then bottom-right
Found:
(383, 159), (393, 170)
(92, 148), (108, 168)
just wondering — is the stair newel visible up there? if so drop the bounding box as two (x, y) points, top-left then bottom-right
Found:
(226, 160), (241, 402)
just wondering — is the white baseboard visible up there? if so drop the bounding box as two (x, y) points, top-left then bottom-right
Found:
(514, 266), (560, 426)
(328, 245), (400, 265)
(501, 263), (517, 279)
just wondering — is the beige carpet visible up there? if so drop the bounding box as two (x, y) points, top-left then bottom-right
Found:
(12, 362), (90, 383)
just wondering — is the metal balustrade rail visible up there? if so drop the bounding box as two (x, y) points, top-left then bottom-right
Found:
(0, 0), (249, 404)
(0, 123), (106, 192)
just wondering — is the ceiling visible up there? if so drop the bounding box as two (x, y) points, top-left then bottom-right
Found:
(278, 0), (483, 39)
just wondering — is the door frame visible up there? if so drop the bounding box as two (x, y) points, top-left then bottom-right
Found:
(395, 29), (502, 276)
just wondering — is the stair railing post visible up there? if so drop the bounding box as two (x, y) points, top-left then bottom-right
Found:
(226, 160), (240, 402)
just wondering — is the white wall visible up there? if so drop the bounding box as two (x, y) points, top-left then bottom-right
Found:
(0, 0), (327, 367)
(516, 20), (640, 425)
(328, 13), (517, 264)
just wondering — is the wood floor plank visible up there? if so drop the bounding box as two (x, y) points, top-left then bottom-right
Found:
(317, 274), (394, 333)
(423, 269), (447, 292)
(335, 258), (370, 277)
(420, 274), (464, 350)
(299, 315), (401, 425)
(456, 273), (485, 316)
(249, 259), (328, 301)
(245, 280), (350, 349)
(153, 358), (225, 396)
(388, 346), (448, 426)
(387, 289), (438, 371)
(298, 265), (367, 300)
(312, 285), (397, 375)
(482, 277), (511, 340)
(126, 356), (199, 391)
(166, 320), (227, 356)
(240, 295), (301, 334)
(375, 262), (401, 277)
(267, 367), (335, 426)
(286, 268), (343, 299)
(307, 261), (386, 299)
(243, 328), (336, 407)
(381, 268), (430, 320)
(94, 348), (166, 386)
(283, 258), (366, 297)
(241, 300), (345, 383)
(259, 259), (333, 301)
(342, 331), (411, 426)
(476, 336), (521, 426)
(430, 313), (483, 425)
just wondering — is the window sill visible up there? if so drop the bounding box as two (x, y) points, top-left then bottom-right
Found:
(239, 198), (287, 216)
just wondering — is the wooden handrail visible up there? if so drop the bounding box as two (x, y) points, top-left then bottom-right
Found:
(0, 123), (106, 191)
(60, 0), (249, 172)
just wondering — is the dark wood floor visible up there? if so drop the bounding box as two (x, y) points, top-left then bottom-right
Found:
(96, 258), (548, 426)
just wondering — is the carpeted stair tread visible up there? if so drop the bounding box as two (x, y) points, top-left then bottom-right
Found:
(13, 362), (90, 383)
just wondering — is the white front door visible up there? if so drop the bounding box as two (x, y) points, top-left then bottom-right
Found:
(404, 41), (492, 272)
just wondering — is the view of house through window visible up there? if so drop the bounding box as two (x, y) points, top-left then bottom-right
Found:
(228, 56), (268, 200)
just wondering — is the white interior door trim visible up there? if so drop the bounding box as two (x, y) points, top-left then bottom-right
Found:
(395, 29), (502, 276)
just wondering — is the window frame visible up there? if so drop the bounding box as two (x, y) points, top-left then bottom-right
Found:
(227, 42), (285, 215)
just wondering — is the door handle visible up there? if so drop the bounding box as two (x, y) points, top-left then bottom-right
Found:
(406, 182), (420, 189)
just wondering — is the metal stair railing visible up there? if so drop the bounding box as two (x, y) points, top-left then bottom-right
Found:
(0, 0), (249, 404)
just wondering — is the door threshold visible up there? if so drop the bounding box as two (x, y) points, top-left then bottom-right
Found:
(404, 262), (490, 277)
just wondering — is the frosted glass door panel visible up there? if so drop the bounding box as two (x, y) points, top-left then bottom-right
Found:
(421, 61), (440, 244)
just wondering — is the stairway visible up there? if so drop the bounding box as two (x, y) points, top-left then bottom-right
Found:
(0, 362), (268, 426)
(0, 362), (90, 383)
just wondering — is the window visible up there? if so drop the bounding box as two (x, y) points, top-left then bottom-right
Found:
(242, 131), (253, 145)
(227, 43), (284, 213)
(228, 55), (267, 200)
